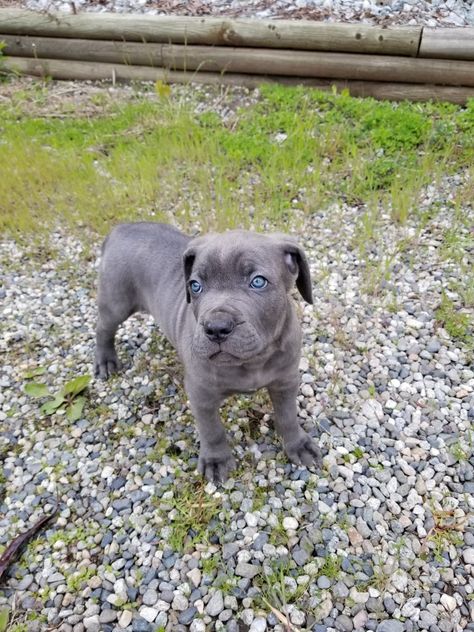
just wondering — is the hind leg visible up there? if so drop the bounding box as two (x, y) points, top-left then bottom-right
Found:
(94, 305), (125, 379)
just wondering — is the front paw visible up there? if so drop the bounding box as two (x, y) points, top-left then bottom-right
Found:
(285, 432), (321, 469)
(94, 349), (120, 379)
(198, 450), (236, 484)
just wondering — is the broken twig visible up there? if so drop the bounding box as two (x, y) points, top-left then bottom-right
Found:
(0, 502), (58, 583)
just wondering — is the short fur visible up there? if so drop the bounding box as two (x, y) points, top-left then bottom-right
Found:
(95, 222), (320, 481)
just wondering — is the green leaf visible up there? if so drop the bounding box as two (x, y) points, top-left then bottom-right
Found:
(41, 394), (65, 415)
(62, 375), (91, 397)
(0, 607), (10, 632)
(24, 366), (47, 378)
(24, 382), (49, 398)
(66, 396), (85, 422)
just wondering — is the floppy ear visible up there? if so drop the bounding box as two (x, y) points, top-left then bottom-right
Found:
(183, 248), (196, 304)
(278, 239), (313, 305)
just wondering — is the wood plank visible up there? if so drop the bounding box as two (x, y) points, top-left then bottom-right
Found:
(5, 56), (474, 104)
(3, 35), (474, 86)
(419, 28), (474, 60)
(0, 9), (421, 55)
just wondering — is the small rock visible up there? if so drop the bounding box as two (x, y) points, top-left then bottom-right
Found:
(353, 610), (368, 629)
(172, 593), (188, 611)
(249, 617), (267, 632)
(205, 590), (224, 617)
(186, 567), (202, 588)
(142, 588), (158, 606)
(190, 618), (206, 632)
(391, 570), (408, 592)
(317, 575), (331, 589)
(283, 517), (299, 530)
(83, 616), (100, 632)
(463, 548), (474, 564)
(99, 610), (117, 624)
(335, 614), (353, 632)
(139, 606), (158, 623)
(178, 607), (198, 625)
(440, 594), (457, 612)
(235, 562), (260, 578)
(301, 384), (314, 397)
(348, 527), (363, 546)
(376, 621), (404, 632)
(244, 512), (258, 527)
(118, 611), (133, 628)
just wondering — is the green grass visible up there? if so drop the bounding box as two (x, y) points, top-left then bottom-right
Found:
(1, 82), (473, 241)
(257, 557), (309, 615)
(66, 567), (95, 593)
(1, 78), (473, 352)
(318, 553), (342, 580)
(155, 478), (224, 552)
(436, 293), (473, 348)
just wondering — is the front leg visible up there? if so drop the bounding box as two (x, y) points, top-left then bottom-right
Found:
(185, 378), (236, 483)
(268, 381), (321, 468)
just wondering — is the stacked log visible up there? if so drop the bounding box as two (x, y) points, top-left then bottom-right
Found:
(1, 9), (473, 103)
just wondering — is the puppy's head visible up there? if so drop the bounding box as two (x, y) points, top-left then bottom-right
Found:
(183, 230), (312, 364)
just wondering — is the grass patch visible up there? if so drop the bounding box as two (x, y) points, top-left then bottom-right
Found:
(66, 567), (95, 593)
(435, 293), (473, 347)
(156, 478), (224, 552)
(258, 557), (309, 618)
(318, 553), (343, 580)
(421, 505), (467, 563)
(1, 82), (473, 242)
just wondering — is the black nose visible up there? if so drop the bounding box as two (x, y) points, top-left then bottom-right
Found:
(204, 315), (235, 342)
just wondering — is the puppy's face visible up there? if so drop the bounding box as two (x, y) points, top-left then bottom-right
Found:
(183, 231), (312, 365)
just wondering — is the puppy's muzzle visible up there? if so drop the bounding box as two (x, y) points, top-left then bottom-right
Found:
(203, 312), (235, 343)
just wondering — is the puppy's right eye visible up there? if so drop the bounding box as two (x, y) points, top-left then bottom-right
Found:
(190, 280), (203, 294)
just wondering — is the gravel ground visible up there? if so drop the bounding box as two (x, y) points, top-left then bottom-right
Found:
(0, 100), (473, 632)
(4, 0), (474, 26)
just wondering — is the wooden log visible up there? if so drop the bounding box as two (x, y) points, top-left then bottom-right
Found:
(3, 35), (474, 87)
(5, 56), (474, 104)
(0, 9), (421, 56)
(419, 28), (474, 61)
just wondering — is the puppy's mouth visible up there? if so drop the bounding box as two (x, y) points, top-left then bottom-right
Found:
(208, 349), (239, 362)
(192, 318), (263, 363)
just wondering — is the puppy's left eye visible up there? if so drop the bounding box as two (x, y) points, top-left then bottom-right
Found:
(250, 275), (268, 289)
(190, 280), (203, 294)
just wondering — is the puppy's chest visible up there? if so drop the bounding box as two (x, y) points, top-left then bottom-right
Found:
(217, 358), (289, 395)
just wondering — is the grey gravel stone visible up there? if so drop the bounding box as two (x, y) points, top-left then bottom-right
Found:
(463, 548), (474, 564)
(335, 614), (353, 632)
(235, 562), (260, 578)
(376, 621), (404, 632)
(317, 575), (332, 589)
(205, 590), (224, 617)
(178, 607), (198, 625)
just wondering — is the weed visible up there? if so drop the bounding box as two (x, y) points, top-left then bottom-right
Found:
(436, 293), (472, 346)
(258, 557), (308, 618)
(319, 554), (342, 580)
(66, 567), (95, 593)
(24, 374), (91, 421)
(449, 439), (471, 463)
(352, 446), (364, 460)
(156, 479), (223, 552)
(421, 506), (467, 562)
(201, 555), (220, 576)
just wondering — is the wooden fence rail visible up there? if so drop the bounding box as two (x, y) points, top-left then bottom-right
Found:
(1, 9), (474, 103)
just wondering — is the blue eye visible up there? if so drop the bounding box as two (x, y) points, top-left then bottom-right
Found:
(250, 275), (268, 290)
(190, 280), (202, 294)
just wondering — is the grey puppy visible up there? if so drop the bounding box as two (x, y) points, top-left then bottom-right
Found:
(95, 222), (320, 482)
